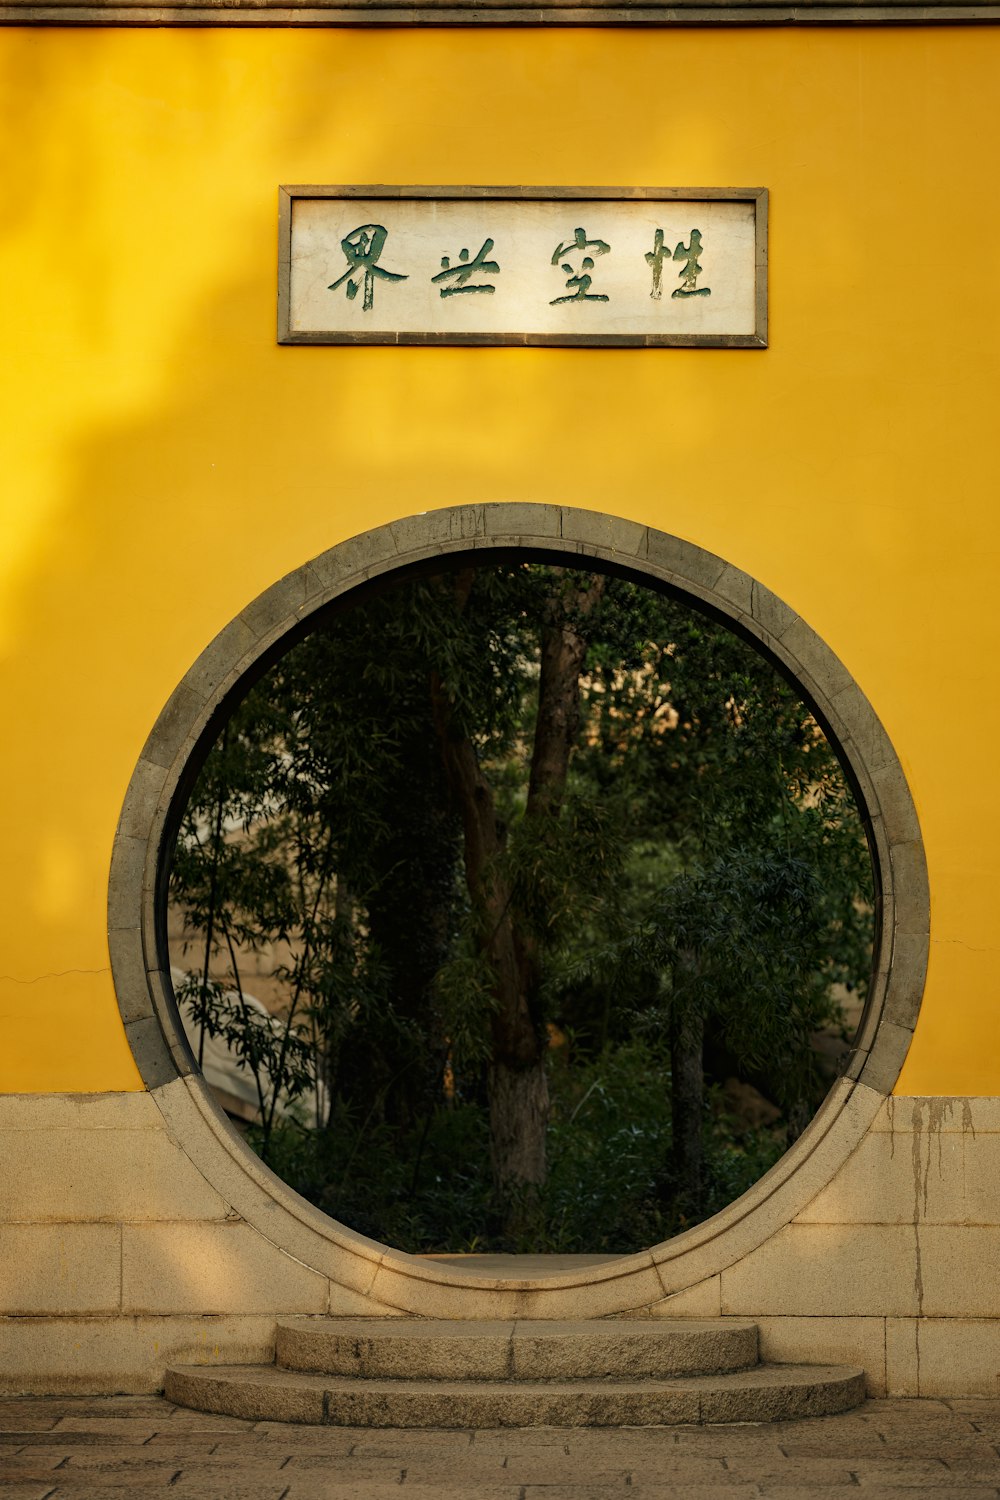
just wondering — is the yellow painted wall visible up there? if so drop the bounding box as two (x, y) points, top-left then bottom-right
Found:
(0, 26), (995, 1094)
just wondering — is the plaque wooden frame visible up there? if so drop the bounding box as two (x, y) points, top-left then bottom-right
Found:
(278, 185), (769, 350)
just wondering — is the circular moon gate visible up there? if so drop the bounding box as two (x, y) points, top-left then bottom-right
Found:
(108, 505), (928, 1317)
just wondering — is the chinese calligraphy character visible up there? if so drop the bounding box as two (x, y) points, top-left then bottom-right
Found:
(550, 226), (611, 305)
(431, 239), (500, 297)
(671, 229), (711, 299)
(328, 224), (407, 312)
(645, 228), (670, 300)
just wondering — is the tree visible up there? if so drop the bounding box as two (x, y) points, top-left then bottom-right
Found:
(427, 566), (610, 1228)
(168, 559), (873, 1248)
(561, 587), (872, 1219)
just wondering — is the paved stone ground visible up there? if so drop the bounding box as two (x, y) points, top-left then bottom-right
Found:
(3, 1395), (1000, 1498)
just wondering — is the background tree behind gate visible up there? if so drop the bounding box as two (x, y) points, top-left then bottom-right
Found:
(169, 560), (873, 1252)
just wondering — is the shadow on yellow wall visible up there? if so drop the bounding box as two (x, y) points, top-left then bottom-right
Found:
(0, 27), (997, 1091)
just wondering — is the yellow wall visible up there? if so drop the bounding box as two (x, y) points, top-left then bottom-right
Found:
(1, 26), (995, 1093)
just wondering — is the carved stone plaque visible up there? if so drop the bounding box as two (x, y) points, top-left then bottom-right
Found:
(279, 187), (767, 348)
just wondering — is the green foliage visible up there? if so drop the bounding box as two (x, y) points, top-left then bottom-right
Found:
(544, 1040), (787, 1251)
(168, 560), (873, 1249)
(253, 1038), (787, 1255)
(619, 842), (865, 1113)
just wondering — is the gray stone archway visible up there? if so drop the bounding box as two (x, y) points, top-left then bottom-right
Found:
(108, 504), (928, 1317)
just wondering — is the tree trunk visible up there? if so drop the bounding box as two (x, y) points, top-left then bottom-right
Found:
(670, 1008), (704, 1222)
(488, 1057), (550, 1235)
(527, 572), (607, 821)
(430, 567), (606, 1234)
(364, 719), (458, 1129)
(430, 658), (546, 1194)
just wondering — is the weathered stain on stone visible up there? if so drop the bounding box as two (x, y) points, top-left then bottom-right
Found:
(910, 1097), (969, 1219)
(906, 1096), (979, 1318)
(912, 1220), (923, 1317)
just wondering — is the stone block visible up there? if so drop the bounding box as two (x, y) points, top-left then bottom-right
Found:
(647, 1276), (722, 1318)
(384, 504), (486, 550)
(0, 1093), (160, 1132)
(0, 1226), (121, 1315)
(778, 616), (857, 705)
(914, 1318), (1000, 1396)
(308, 526), (399, 594)
(794, 1130), (964, 1226)
(888, 839), (931, 938)
(121, 1223), (328, 1315)
(238, 568), (311, 645)
(717, 1457), (858, 1486)
(960, 1097), (1000, 1133)
(327, 1283), (406, 1317)
(857, 1021), (916, 1096)
(115, 756), (170, 843)
(106, 925), (154, 1026)
(337, 1373), (710, 1427)
(870, 760), (923, 848)
(558, 508), (646, 558)
(142, 683), (210, 772)
(124, 1016), (182, 1090)
(865, 1096), (894, 1130)
(912, 1121), (973, 1224)
(793, 1134), (898, 1224)
(517, 1491), (750, 1500)
(712, 563), (754, 616)
(364, 1254), (666, 1321)
(166, 1366), (325, 1424)
(652, 1077), (882, 1298)
(482, 502), (564, 541)
(0, 1316), (277, 1395)
(149, 1077), (397, 1307)
(643, 529), (726, 593)
(0, 1127), (228, 1224)
(748, 579), (796, 642)
(918, 1227), (1000, 1316)
(883, 1095), (999, 1133)
(960, 1132), (1000, 1223)
(106, 834), (149, 931)
(885, 1318), (920, 1396)
(830, 681), (893, 774)
(753, 1316), (886, 1395)
(277, 1318), (515, 1380)
(695, 1364), (865, 1423)
(508, 1319), (757, 1380)
(183, 614), (258, 703)
(505, 1263), (666, 1321)
(145, 968), (196, 1077)
(364, 1261), (523, 1321)
(719, 1223), (919, 1317)
(882, 929), (929, 1032)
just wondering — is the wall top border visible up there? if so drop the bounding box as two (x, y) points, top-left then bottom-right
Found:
(6, 0), (1000, 24)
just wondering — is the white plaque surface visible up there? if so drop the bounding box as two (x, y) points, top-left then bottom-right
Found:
(280, 188), (767, 348)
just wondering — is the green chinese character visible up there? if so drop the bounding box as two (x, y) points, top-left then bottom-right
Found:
(645, 228), (670, 300)
(671, 229), (711, 299)
(432, 238), (500, 297)
(328, 224), (408, 313)
(550, 227), (611, 305)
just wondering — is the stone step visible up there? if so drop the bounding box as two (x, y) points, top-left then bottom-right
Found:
(164, 1361), (866, 1428)
(275, 1318), (760, 1381)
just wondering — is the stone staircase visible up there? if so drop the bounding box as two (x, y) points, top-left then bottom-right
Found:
(165, 1319), (866, 1426)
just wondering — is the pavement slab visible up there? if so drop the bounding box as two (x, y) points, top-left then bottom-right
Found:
(0, 1395), (998, 1497)
(520, 1489), (763, 1499)
(284, 1490), (527, 1500)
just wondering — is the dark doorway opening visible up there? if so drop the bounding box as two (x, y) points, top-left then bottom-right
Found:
(165, 553), (874, 1255)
